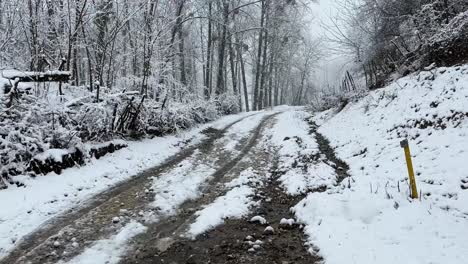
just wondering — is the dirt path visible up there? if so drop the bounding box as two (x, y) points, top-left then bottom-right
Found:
(2, 111), (351, 264)
(0, 113), (265, 264)
(121, 116), (351, 264)
(121, 116), (323, 264)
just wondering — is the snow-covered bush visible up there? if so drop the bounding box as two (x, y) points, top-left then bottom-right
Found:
(0, 83), (239, 187)
(215, 94), (240, 115)
(423, 10), (468, 66)
(310, 90), (368, 112)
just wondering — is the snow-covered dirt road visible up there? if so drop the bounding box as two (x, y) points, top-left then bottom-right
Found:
(2, 108), (330, 264)
(5, 81), (466, 264)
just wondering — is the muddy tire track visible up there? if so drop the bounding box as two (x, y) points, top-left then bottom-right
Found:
(146, 162), (323, 264)
(134, 114), (353, 264)
(119, 113), (281, 263)
(0, 114), (260, 264)
(123, 114), (322, 264)
(308, 119), (350, 184)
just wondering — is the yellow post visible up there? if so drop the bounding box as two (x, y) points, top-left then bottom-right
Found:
(400, 139), (418, 199)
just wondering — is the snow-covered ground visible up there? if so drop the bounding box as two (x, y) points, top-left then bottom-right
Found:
(293, 65), (468, 263)
(0, 110), (257, 259)
(267, 111), (336, 195)
(148, 111), (276, 217)
(187, 168), (262, 238)
(218, 113), (269, 154)
(151, 156), (217, 215)
(62, 221), (147, 264)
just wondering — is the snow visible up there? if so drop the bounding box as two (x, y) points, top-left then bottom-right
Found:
(268, 110), (318, 157)
(263, 226), (274, 234)
(63, 221), (146, 264)
(279, 161), (336, 195)
(0, 76), (9, 94)
(250, 216), (267, 225)
(0, 111), (255, 259)
(294, 190), (468, 263)
(186, 168), (261, 237)
(267, 110), (336, 195)
(150, 111), (276, 219)
(1, 69), (71, 79)
(220, 113), (270, 153)
(279, 218), (295, 226)
(34, 148), (71, 162)
(294, 65), (468, 264)
(151, 157), (216, 215)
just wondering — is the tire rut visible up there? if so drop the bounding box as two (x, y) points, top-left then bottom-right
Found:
(0, 113), (260, 264)
(308, 119), (350, 185)
(120, 113), (281, 263)
(134, 119), (322, 264)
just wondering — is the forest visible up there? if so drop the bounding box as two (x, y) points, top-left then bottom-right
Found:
(0, 1), (467, 263)
(0, 0), (467, 186)
(0, 0), (320, 108)
(0, 0), (320, 186)
(323, 0), (468, 90)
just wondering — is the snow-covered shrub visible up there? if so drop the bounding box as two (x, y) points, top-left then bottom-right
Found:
(0, 82), (239, 187)
(423, 10), (468, 66)
(215, 94), (240, 115)
(311, 90), (368, 112)
(143, 97), (223, 136)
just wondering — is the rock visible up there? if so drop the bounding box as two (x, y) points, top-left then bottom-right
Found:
(279, 218), (295, 228)
(112, 216), (120, 223)
(53, 241), (61, 248)
(119, 209), (129, 215)
(250, 215), (267, 225)
(72, 242), (79, 248)
(263, 226), (275, 235)
(186, 254), (198, 264)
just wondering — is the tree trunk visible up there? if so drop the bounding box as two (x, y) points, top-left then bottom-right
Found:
(215, 1), (229, 95)
(179, 24), (186, 85)
(258, 1), (269, 110)
(228, 36), (239, 107)
(237, 42), (250, 112)
(253, 0), (265, 110)
(204, 2), (213, 98)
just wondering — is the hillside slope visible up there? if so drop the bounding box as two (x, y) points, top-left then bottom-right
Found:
(298, 65), (468, 263)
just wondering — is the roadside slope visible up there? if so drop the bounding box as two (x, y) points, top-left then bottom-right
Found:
(299, 65), (468, 263)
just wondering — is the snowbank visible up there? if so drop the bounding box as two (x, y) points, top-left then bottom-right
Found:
(296, 65), (468, 263)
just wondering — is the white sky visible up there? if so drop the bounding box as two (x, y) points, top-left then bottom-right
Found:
(308, 0), (355, 91)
